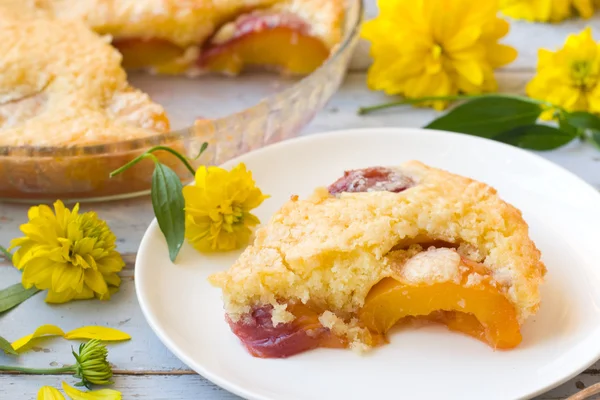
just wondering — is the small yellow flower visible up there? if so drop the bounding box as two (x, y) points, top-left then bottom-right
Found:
(9, 200), (124, 304)
(527, 27), (600, 118)
(38, 386), (65, 400)
(500, 0), (595, 22)
(183, 163), (268, 252)
(361, 0), (517, 110)
(62, 382), (121, 400)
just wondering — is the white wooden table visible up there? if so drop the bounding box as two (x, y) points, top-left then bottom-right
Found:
(2, 3), (600, 399)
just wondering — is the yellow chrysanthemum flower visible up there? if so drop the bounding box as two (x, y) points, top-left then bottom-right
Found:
(527, 27), (600, 118)
(9, 200), (124, 304)
(183, 163), (268, 252)
(361, 0), (517, 110)
(500, 0), (595, 22)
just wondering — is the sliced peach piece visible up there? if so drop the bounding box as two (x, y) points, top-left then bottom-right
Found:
(359, 276), (522, 349)
(112, 38), (185, 71)
(199, 13), (330, 75)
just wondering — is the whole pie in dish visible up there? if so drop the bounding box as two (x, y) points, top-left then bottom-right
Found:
(0, 0), (343, 147)
(0, 0), (346, 199)
(209, 161), (546, 358)
(3, 0), (343, 77)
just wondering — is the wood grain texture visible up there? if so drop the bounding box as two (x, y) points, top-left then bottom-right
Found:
(2, 70), (600, 399)
(3, 1), (600, 398)
(0, 373), (599, 400)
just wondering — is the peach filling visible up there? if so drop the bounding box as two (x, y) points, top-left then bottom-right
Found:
(359, 274), (522, 350)
(113, 38), (185, 71)
(199, 13), (330, 75)
(111, 13), (330, 75)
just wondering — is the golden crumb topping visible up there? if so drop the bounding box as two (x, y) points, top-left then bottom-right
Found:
(0, 17), (169, 146)
(5, 0), (343, 48)
(209, 161), (546, 325)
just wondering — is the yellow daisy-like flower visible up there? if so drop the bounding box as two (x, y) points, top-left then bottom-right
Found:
(527, 27), (600, 118)
(361, 0), (517, 110)
(183, 163), (268, 252)
(500, 0), (595, 22)
(9, 200), (124, 304)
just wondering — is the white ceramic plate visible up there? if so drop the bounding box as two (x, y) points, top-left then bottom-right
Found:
(136, 128), (600, 400)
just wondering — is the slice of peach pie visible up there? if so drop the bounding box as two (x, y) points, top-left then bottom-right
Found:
(209, 161), (546, 358)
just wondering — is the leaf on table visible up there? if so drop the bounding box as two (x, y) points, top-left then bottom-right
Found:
(64, 326), (131, 342)
(0, 283), (41, 313)
(424, 97), (543, 138)
(492, 124), (576, 150)
(11, 324), (65, 352)
(0, 334), (17, 355)
(151, 163), (186, 263)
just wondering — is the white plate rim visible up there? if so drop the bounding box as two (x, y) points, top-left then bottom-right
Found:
(135, 127), (600, 400)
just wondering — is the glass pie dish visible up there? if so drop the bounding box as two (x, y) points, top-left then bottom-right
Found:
(0, 0), (363, 202)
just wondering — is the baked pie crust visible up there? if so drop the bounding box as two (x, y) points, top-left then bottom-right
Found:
(209, 161), (546, 357)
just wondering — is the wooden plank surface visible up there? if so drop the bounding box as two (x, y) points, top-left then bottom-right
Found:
(3, 1), (600, 399)
(2, 70), (600, 399)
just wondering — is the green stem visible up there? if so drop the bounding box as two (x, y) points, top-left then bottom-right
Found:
(357, 93), (555, 115)
(0, 245), (12, 262)
(0, 365), (74, 374)
(109, 146), (196, 178)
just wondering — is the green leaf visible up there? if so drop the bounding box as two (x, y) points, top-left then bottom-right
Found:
(151, 163), (186, 262)
(424, 97), (543, 137)
(0, 335), (17, 355)
(193, 142), (208, 160)
(0, 283), (40, 314)
(562, 111), (600, 131)
(558, 114), (581, 138)
(0, 245), (12, 262)
(493, 124), (576, 150)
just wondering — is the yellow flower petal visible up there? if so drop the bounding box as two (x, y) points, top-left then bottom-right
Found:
(83, 269), (108, 295)
(45, 289), (77, 304)
(501, 0), (595, 22)
(38, 386), (66, 400)
(61, 382), (122, 400)
(12, 324), (65, 352)
(64, 326), (131, 342)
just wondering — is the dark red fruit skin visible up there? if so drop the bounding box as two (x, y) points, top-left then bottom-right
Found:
(227, 306), (331, 358)
(328, 167), (414, 195)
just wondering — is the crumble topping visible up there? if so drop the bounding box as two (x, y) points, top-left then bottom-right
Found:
(210, 161), (546, 350)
